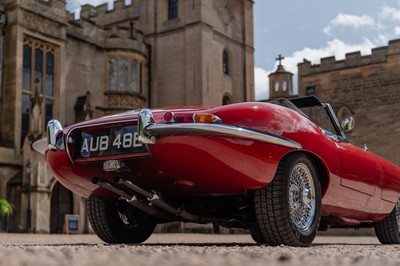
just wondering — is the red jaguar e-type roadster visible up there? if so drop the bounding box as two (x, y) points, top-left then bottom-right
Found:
(33, 96), (400, 246)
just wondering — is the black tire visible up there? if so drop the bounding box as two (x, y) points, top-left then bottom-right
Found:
(252, 153), (321, 246)
(249, 226), (265, 243)
(87, 198), (156, 244)
(374, 200), (400, 244)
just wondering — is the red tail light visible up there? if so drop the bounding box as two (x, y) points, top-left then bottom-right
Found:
(163, 112), (175, 123)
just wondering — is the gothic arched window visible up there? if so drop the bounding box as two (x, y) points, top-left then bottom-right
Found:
(223, 50), (229, 75)
(21, 38), (56, 142)
(119, 59), (128, 91)
(108, 59), (116, 91)
(107, 57), (141, 93)
(130, 60), (138, 92)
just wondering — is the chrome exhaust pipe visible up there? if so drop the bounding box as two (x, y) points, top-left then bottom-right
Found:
(114, 176), (153, 199)
(94, 177), (243, 226)
(92, 177), (131, 199)
(115, 177), (209, 223)
(92, 177), (175, 221)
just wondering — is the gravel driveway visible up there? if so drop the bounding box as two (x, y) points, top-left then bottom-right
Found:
(0, 233), (398, 266)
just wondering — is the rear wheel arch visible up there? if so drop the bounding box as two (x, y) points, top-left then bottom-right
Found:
(251, 152), (322, 246)
(281, 151), (330, 197)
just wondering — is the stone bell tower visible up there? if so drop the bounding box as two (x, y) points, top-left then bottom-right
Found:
(269, 54), (293, 100)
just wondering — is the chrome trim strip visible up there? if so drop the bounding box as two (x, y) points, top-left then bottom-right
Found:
(145, 123), (302, 150)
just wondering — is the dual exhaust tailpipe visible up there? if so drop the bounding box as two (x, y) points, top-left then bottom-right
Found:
(92, 176), (227, 225)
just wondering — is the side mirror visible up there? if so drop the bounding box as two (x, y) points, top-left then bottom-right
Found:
(341, 116), (355, 133)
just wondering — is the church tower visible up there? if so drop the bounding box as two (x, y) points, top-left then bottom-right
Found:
(140, 0), (255, 107)
(269, 54), (293, 100)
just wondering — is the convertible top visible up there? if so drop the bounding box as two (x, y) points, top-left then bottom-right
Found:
(289, 95), (323, 108)
(270, 96), (323, 115)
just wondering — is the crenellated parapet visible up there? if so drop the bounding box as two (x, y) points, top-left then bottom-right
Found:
(68, 19), (147, 57)
(80, 4), (98, 20)
(72, 0), (140, 27)
(104, 25), (146, 53)
(299, 39), (400, 76)
(66, 0), (146, 55)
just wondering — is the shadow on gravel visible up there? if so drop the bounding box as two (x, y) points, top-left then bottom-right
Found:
(2, 243), (381, 248)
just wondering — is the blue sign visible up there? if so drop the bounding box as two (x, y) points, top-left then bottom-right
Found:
(65, 215), (79, 234)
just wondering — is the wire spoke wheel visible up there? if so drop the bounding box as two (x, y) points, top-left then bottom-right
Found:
(251, 154), (321, 247)
(289, 163), (316, 234)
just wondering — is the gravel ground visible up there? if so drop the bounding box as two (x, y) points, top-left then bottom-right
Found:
(0, 233), (399, 266)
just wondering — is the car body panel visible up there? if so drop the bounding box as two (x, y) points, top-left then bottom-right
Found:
(336, 142), (381, 196)
(37, 98), (400, 226)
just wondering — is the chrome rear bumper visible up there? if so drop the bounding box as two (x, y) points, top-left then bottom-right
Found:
(33, 109), (302, 155)
(138, 109), (302, 150)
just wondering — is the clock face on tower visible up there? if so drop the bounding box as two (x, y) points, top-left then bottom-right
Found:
(274, 80), (279, 92)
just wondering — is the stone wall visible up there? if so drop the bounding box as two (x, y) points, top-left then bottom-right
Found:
(69, 0), (254, 108)
(0, 0), (254, 233)
(298, 39), (400, 166)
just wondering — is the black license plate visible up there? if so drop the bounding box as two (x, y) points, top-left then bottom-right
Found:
(79, 125), (148, 158)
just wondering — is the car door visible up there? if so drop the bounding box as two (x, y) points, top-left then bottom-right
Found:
(334, 140), (382, 196)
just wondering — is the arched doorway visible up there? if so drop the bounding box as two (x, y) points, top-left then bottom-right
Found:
(6, 173), (22, 232)
(50, 182), (73, 233)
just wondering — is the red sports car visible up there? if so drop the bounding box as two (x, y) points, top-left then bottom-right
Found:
(33, 96), (400, 246)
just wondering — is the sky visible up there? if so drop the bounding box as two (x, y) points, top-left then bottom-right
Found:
(66, 0), (400, 100)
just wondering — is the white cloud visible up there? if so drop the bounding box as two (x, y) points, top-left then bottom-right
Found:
(395, 26), (400, 35)
(380, 5), (400, 21)
(255, 67), (270, 100)
(324, 13), (375, 35)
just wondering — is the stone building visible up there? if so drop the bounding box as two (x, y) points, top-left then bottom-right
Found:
(0, 0), (254, 233)
(298, 39), (400, 166)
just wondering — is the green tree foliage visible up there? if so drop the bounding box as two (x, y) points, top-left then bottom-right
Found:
(0, 199), (13, 217)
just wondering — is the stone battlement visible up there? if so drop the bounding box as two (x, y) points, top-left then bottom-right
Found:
(73, 0), (140, 24)
(66, 0), (145, 54)
(299, 39), (400, 76)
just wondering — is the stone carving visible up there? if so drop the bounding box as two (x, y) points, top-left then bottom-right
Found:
(219, 4), (233, 26)
(23, 10), (63, 38)
(105, 92), (146, 109)
(74, 91), (94, 122)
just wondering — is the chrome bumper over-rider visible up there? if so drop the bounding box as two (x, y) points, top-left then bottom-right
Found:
(32, 119), (64, 155)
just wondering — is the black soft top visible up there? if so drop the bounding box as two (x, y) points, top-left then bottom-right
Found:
(270, 96), (323, 116)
